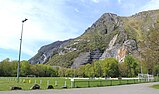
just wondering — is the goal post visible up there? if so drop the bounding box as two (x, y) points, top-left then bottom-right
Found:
(26, 75), (36, 78)
(138, 74), (154, 82)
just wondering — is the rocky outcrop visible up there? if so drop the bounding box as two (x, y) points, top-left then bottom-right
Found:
(117, 39), (137, 63)
(29, 40), (69, 64)
(72, 49), (102, 68)
(100, 34), (138, 63)
(72, 52), (90, 68)
(100, 34), (119, 59)
(83, 13), (120, 35)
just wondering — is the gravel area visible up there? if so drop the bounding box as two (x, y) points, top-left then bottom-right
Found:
(0, 82), (159, 94)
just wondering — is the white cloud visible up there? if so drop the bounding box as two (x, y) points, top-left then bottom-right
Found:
(2, 0), (158, 61)
(75, 8), (80, 13)
(138, 0), (159, 12)
(0, 1), (45, 56)
(118, 0), (121, 4)
(91, 0), (100, 3)
(80, 0), (85, 3)
(0, 0), (80, 59)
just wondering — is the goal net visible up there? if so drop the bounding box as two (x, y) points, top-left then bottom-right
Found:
(138, 74), (154, 81)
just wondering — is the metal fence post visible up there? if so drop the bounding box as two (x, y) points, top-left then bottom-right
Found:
(100, 80), (102, 86)
(110, 80), (112, 86)
(71, 78), (74, 88)
(105, 79), (107, 86)
(88, 81), (90, 87)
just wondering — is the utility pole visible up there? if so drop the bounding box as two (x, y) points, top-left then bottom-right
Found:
(17, 18), (28, 83)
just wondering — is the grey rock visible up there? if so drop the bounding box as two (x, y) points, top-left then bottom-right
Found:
(100, 39), (138, 63)
(83, 13), (120, 35)
(72, 49), (102, 68)
(72, 52), (90, 68)
(30, 84), (40, 90)
(100, 34), (120, 59)
(61, 86), (67, 89)
(123, 40), (137, 53)
(47, 85), (54, 89)
(29, 40), (69, 64)
(10, 86), (22, 90)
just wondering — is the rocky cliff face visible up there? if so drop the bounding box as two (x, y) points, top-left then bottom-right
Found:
(29, 9), (159, 68)
(29, 40), (69, 64)
(72, 49), (102, 68)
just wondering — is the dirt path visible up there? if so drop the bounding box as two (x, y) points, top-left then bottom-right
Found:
(0, 82), (159, 94)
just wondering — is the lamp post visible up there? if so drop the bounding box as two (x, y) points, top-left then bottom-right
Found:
(17, 18), (28, 82)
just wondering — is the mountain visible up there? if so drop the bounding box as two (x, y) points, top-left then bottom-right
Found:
(29, 9), (159, 68)
(29, 40), (70, 64)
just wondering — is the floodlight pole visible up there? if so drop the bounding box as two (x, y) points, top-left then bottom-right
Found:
(17, 18), (28, 83)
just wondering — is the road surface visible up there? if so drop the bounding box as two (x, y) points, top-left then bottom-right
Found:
(0, 82), (159, 94)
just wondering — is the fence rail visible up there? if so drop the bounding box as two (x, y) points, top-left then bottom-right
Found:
(73, 78), (159, 88)
(0, 77), (158, 90)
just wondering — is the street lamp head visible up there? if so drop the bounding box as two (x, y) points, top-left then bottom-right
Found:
(22, 18), (28, 23)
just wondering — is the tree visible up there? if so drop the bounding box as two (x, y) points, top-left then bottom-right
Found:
(0, 59), (18, 77)
(124, 55), (139, 77)
(77, 65), (85, 77)
(29, 64), (57, 77)
(84, 64), (92, 77)
(11, 60), (18, 76)
(101, 58), (120, 77)
(93, 60), (102, 77)
(20, 61), (31, 76)
(119, 62), (128, 77)
(30, 65), (38, 77)
(65, 68), (74, 77)
(0, 58), (13, 76)
(154, 65), (159, 76)
(45, 65), (56, 77)
(0, 58), (58, 77)
(58, 68), (66, 77)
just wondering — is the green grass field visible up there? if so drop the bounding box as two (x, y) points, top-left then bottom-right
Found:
(152, 84), (159, 89)
(0, 77), (158, 91)
(74, 79), (150, 88)
(0, 77), (70, 91)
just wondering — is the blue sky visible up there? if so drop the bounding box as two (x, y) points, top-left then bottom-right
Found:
(0, 0), (159, 61)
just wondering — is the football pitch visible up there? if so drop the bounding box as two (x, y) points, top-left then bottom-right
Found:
(0, 77), (157, 91)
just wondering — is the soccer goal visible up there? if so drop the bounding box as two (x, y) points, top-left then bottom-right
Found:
(138, 74), (154, 82)
(26, 75), (36, 78)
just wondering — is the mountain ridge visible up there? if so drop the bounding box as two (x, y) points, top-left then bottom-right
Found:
(29, 9), (159, 68)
